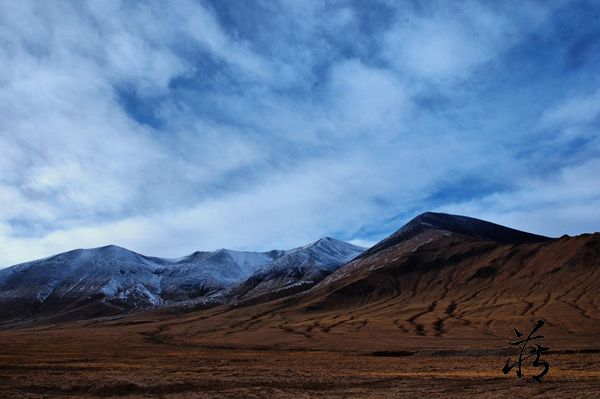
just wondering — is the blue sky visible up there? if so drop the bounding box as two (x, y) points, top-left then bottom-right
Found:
(1, 0), (599, 266)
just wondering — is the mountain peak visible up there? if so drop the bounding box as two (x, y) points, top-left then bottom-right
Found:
(404, 212), (489, 231)
(86, 245), (147, 261)
(317, 236), (335, 242)
(309, 237), (366, 252)
(406, 212), (551, 241)
(96, 244), (129, 252)
(358, 211), (551, 259)
(313, 236), (340, 245)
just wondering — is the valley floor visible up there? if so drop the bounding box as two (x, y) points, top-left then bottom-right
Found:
(0, 320), (599, 398)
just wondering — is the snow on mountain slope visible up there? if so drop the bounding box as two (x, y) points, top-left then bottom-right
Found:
(0, 239), (364, 322)
(206, 237), (366, 305)
(157, 249), (284, 301)
(269, 237), (365, 273)
(0, 245), (164, 308)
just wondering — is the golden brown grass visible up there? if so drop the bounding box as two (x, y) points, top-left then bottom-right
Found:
(0, 314), (598, 398)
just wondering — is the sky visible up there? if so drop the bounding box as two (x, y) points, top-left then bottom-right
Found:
(0, 0), (599, 267)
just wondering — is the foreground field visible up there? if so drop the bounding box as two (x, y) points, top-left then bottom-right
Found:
(0, 319), (599, 398)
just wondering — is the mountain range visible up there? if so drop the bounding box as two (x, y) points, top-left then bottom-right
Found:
(130, 211), (599, 350)
(0, 211), (598, 346)
(0, 237), (364, 324)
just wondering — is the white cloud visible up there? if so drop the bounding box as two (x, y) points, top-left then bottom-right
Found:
(436, 158), (600, 237)
(174, 1), (269, 78)
(0, 0), (275, 221)
(327, 60), (408, 136)
(386, 18), (486, 80)
(0, 155), (384, 265)
(0, 0), (597, 269)
(542, 89), (600, 128)
(383, 1), (555, 82)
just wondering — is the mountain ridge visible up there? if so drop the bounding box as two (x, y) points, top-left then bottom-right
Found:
(0, 236), (365, 324)
(1, 211), (593, 335)
(145, 221), (598, 352)
(202, 237), (365, 307)
(357, 211), (552, 259)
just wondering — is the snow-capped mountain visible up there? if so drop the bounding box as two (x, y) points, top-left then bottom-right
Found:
(0, 239), (364, 323)
(206, 237), (366, 306)
(157, 248), (284, 301)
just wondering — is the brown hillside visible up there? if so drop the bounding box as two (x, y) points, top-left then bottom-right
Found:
(126, 231), (600, 353)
